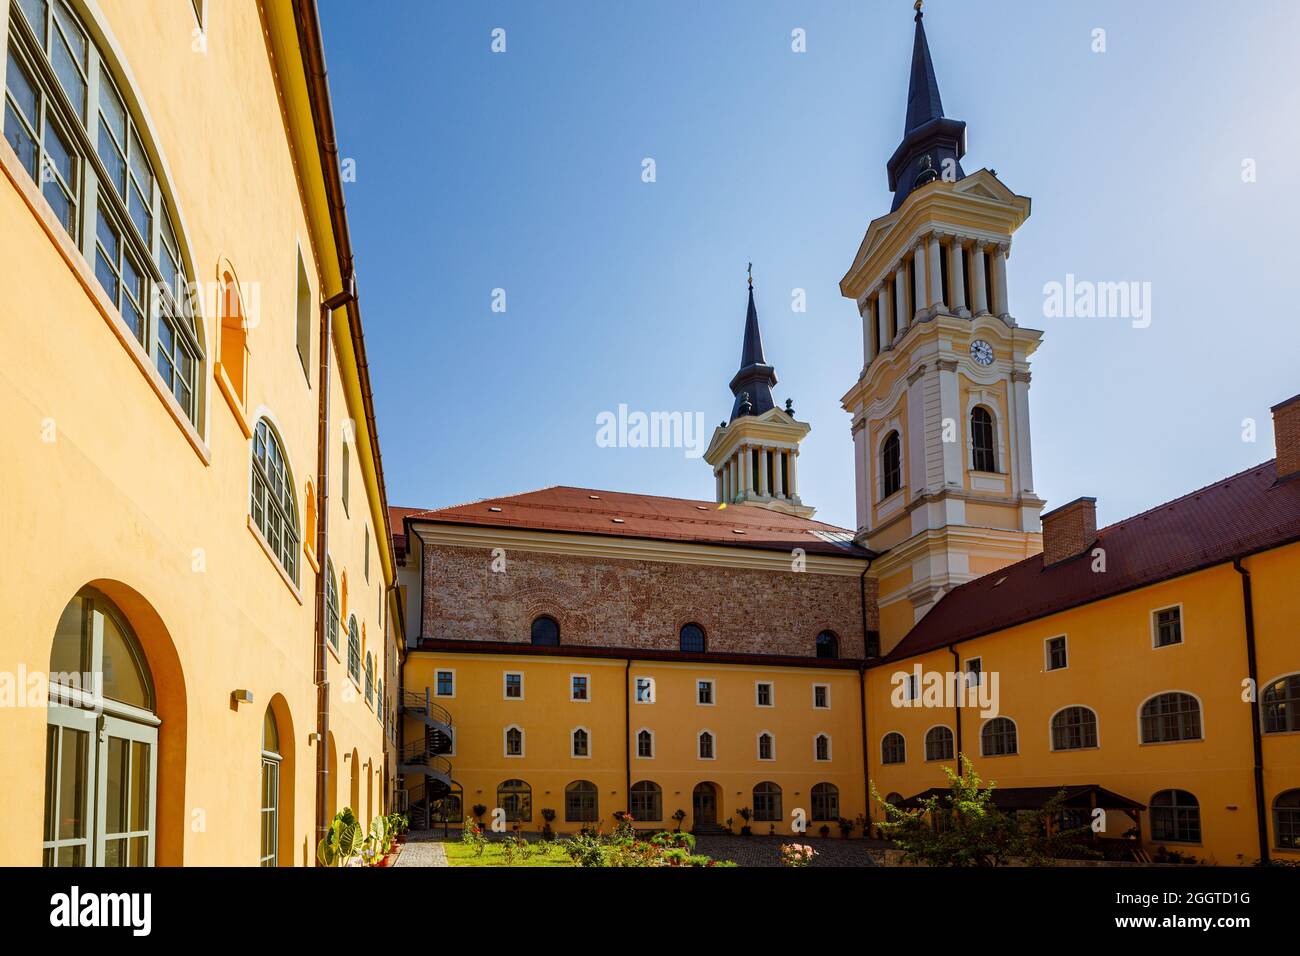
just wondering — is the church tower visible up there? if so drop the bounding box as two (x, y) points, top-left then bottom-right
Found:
(841, 3), (1044, 651)
(705, 271), (814, 517)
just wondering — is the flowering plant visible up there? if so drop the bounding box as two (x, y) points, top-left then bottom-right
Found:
(780, 843), (817, 868)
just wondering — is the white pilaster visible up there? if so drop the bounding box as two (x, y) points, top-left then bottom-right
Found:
(912, 243), (927, 320)
(993, 242), (1011, 321)
(893, 269), (908, 339)
(758, 446), (769, 496)
(788, 450), (799, 499)
(879, 283), (894, 349)
(972, 242), (989, 315)
(927, 233), (944, 315)
(948, 238), (967, 316)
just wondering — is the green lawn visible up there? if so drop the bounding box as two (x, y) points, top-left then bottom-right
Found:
(443, 839), (575, 867)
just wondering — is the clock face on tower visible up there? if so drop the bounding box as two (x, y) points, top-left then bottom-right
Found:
(970, 339), (994, 367)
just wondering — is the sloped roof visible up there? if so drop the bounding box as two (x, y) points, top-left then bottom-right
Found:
(883, 460), (1300, 662)
(393, 486), (871, 558)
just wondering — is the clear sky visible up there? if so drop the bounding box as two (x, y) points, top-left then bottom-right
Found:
(319, 0), (1300, 531)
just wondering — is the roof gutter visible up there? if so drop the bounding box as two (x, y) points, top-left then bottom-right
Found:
(857, 557), (873, 827)
(292, 0), (397, 583)
(1233, 557), (1269, 865)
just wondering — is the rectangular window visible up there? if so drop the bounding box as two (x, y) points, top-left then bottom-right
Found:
(756, 682), (773, 707)
(965, 658), (982, 689)
(1154, 607), (1182, 647)
(504, 672), (523, 700)
(697, 680), (714, 705)
(570, 675), (589, 701)
(435, 670), (454, 697)
(635, 677), (654, 704)
(1046, 636), (1068, 671)
(295, 249), (311, 381)
(905, 673), (920, 702)
(813, 684), (830, 709)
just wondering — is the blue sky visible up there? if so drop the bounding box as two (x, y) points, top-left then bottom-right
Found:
(320, 0), (1300, 531)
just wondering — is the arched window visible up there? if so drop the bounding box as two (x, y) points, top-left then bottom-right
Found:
(325, 559), (340, 650)
(346, 616), (361, 684)
(636, 729), (654, 758)
(530, 615), (559, 646)
(565, 780), (598, 823)
(376, 679), (383, 725)
(881, 732), (906, 765)
(259, 707), (281, 867)
(881, 431), (902, 498)
(363, 652), (374, 706)
(44, 588), (157, 866)
(811, 783), (839, 822)
(504, 726), (523, 757)
(1262, 675), (1300, 734)
(571, 727), (589, 758)
(630, 781), (662, 822)
(757, 732), (774, 761)
(6, 0), (202, 424)
(1150, 790), (1201, 844)
(925, 726), (954, 761)
(753, 781), (782, 822)
(815, 630), (839, 659)
(496, 779), (531, 823)
(679, 623), (706, 653)
(1140, 692), (1202, 743)
(697, 730), (714, 760)
(980, 717), (1018, 756)
(814, 733), (831, 761)
(431, 782), (463, 826)
(884, 792), (904, 808)
(970, 406), (997, 473)
(1274, 790), (1300, 849)
(251, 419), (299, 582)
(1051, 706), (1099, 751)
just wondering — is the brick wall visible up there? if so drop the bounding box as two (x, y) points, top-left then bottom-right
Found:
(1274, 395), (1300, 481)
(1041, 497), (1097, 566)
(419, 542), (876, 659)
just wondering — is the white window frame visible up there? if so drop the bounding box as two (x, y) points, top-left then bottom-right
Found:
(814, 733), (832, 762)
(570, 726), (592, 759)
(696, 678), (715, 706)
(503, 670), (524, 701)
(1048, 704), (1102, 752)
(570, 673), (590, 702)
(635, 727), (655, 759)
(965, 657), (983, 689)
(1044, 635), (1068, 671)
(757, 730), (776, 761)
(812, 683), (831, 709)
(503, 724), (524, 758)
(434, 668), (456, 698)
(634, 676), (656, 704)
(1151, 604), (1185, 649)
(697, 729), (716, 761)
(979, 717), (1019, 757)
(755, 681), (775, 707)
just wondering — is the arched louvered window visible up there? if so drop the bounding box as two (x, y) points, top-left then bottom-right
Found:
(752, 781), (782, 822)
(1262, 675), (1300, 734)
(881, 431), (902, 498)
(1150, 790), (1201, 844)
(980, 717), (1018, 756)
(1051, 706), (1099, 751)
(1139, 692), (1202, 743)
(811, 783), (839, 822)
(881, 732), (906, 765)
(251, 419), (299, 582)
(971, 406), (997, 472)
(679, 623), (706, 653)
(564, 780), (598, 823)
(530, 615), (559, 646)
(925, 726), (954, 761)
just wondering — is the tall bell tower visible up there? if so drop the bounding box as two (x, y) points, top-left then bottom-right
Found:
(842, 2), (1044, 651)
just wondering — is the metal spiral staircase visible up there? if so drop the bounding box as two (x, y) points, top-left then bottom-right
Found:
(398, 688), (454, 828)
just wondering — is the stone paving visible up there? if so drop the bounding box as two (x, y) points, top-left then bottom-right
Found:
(392, 830), (448, 867)
(693, 835), (882, 867)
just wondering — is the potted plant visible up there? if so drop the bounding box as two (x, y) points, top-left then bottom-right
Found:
(737, 806), (752, 836)
(838, 817), (855, 839)
(471, 803), (488, 827)
(725, 817), (734, 835)
(672, 809), (687, 831)
(819, 824), (831, 838)
(316, 807), (364, 867)
(540, 807), (557, 841)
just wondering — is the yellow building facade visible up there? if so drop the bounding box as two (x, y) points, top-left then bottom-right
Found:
(0, 0), (400, 866)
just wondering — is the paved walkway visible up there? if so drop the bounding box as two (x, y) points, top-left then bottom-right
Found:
(393, 830), (448, 867)
(693, 834), (882, 867)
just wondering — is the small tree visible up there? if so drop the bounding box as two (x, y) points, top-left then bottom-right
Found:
(873, 754), (1093, 867)
(672, 809), (687, 831)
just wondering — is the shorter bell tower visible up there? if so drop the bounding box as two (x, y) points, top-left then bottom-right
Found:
(704, 271), (814, 517)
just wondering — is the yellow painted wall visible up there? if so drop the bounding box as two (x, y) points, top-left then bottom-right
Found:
(865, 546), (1300, 865)
(405, 653), (866, 836)
(0, 0), (392, 865)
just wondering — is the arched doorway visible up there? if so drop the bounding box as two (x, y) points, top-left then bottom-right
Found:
(43, 588), (160, 866)
(692, 782), (720, 827)
(260, 695), (296, 867)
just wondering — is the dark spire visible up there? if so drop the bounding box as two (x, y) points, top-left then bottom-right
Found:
(728, 266), (777, 422)
(886, 1), (967, 211)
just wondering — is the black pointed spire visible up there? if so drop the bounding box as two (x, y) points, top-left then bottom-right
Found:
(886, 2), (966, 211)
(728, 266), (777, 422)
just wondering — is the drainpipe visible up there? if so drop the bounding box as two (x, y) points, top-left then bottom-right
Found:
(857, 559), (873, 826)
(624, 659), (632, 812)
(948, 645), (963, 769)
(314, 284), (352, 859)
(1233, 557), (1269, 865)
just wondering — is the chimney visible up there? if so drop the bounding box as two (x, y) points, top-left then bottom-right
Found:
(1273, 394), (1300, 482)
(1041, 496), (1097, 566)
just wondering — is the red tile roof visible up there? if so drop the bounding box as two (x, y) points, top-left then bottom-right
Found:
(391, 486), (870, 558)
(883, 460), (1300, 663)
